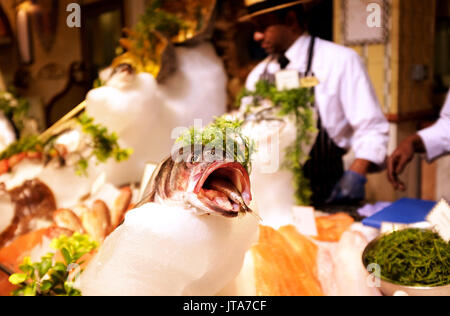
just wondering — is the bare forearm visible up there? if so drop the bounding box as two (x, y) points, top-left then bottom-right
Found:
(349, 159), (372, 176)
(387, 133), (426, 191)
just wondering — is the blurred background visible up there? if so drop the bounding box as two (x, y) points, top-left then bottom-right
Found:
(0, 0), (449, 202)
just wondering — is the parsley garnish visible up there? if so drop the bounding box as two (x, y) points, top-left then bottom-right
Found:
(176, 117), (256, 172)
(0, 113), (132, 177)
(0, 88), (30, 132)
(76, 113), (133, 176)
(0, 135), (42, 161)
(114, 0), (187, 75)
(9, 233), (98, 296)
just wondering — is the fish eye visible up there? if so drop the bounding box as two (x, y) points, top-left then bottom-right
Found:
(189, 152), (202, 164)
(204, 147), (226, 163)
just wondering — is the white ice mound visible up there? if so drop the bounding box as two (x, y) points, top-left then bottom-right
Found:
(38, 159), (102, 209)
(86, 43), (227, 186)
(316, 230), (382, 296)
(0, 157), (102, 209)
(79, 202), (259, 296)
(242, 118), (297, 229)
(157, 43), (228, 129)
(86, 72), (166, 186)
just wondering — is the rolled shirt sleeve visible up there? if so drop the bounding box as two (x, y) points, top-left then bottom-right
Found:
(418, 92), (450, 161)
(338, 51), (390, 166)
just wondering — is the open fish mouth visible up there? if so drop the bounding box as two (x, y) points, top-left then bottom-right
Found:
(193, 161), (252, 218)
(138, 146), (255, 218)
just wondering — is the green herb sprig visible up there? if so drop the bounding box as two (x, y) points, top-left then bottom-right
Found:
(0, 89), (30, 132)
(176, 116), (256, 172)
(137, 0), (187, 42)
(9, 233), (98, 296)
(0, 114), (132, 177)
(126, 0), (187, 66)
(237, 80), (316, 205)
(0, 135), (42, 161)
(364, 229), (450, 287)
(76, 113), (133, 176)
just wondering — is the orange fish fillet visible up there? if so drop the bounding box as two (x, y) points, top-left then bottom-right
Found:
(278, 225), (319, 278)
(0, 227), (71, 296)
(251, 226), (323, 296)
(315, 213), (354, 242)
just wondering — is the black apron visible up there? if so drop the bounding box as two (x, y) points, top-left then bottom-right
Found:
(260, 37), (347, 207)
(302, 37), (347, 207)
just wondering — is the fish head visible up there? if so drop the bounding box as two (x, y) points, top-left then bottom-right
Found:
(138, 145), (253, 218)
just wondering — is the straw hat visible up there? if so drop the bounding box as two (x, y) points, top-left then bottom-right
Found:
(239, 0), (316, 22)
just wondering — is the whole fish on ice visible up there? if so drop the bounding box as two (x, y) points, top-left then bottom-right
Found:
(79, 146), (259, 296)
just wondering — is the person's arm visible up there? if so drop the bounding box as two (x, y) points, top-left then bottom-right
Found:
(338, 51), (390, 171)
(326, 51), (389, 204)
(387, 134), (426, 191)
(388, 91), (450, 191)
(349, 159), (372, 176)
(417, 93), (450, 161)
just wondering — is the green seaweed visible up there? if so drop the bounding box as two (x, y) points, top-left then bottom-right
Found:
(364, 229), (450, 287)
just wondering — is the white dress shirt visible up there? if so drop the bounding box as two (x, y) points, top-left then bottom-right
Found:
(418, 90), (450, 161)
(246, 35), (390, 166)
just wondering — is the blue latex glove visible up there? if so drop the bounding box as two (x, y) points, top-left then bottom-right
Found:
(326, 171), (367, 204)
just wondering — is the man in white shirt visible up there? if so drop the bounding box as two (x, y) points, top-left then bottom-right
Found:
(388, 91), (450, 191)
(240, 0), (389, 206)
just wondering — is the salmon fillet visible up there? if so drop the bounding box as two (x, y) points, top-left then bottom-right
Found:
(315, 213), (354, 242)
(0, 227), (71, 296)
(251, 226), (323, 296)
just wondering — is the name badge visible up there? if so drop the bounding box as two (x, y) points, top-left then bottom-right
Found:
(275, 70), (300, 91)
(300, 76), (320, 88)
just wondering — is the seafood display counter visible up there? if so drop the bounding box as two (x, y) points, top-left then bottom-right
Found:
(0, 67), (448, 297)
(0, 0), (448, 298)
